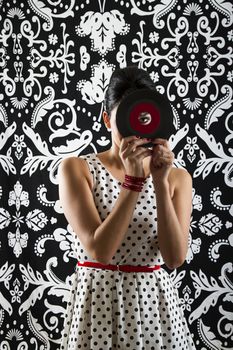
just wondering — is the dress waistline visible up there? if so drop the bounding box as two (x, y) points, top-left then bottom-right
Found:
(77, 261), (161, 273)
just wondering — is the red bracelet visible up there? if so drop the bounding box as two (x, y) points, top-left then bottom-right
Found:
(121, 174), (146, 192)
(125, 174), (146, 183)
(122, 182), (142, 192)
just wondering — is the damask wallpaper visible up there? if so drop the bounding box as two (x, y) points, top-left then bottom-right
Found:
(0, 0), (232, 349)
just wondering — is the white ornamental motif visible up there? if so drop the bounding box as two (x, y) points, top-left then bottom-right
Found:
(76, 10), (130, 56)
(77, 59), (115, 105)
(131, 0), (178, 29)
(194, 124), (233, 187)
(8, 181), (29, 211)
(0, 182), (49, 257)
(8, 227), (28, 258)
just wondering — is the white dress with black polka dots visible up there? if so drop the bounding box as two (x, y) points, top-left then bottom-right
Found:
(60, 153), (196, 350)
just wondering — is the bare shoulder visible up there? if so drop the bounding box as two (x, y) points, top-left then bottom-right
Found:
(169, 167), (192, 191)
(58, 156), (85, 175)
(58, 156), (93, 188)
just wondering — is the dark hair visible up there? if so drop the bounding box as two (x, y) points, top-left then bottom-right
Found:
(104, 65), (156, 116)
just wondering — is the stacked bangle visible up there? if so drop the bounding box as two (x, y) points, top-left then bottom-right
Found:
(122, 174), (146, 192)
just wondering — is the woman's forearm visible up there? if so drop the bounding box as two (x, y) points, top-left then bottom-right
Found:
(93, 188), (139, 264)
(153, 180), (189, 269)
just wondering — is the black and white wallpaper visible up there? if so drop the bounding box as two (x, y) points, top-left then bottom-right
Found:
(0, 0), (232, 349)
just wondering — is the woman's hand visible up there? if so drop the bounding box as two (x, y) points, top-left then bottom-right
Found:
(119, 135), (152, 177)
(150, 138), (174, 184)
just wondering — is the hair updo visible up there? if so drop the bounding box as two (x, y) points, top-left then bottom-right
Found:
(103, 65), (156, 117)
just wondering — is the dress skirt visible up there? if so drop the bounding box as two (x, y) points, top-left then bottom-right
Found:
(60, 265), (196, 350)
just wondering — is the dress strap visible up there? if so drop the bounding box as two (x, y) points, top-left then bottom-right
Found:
(79, 153), (97, 186)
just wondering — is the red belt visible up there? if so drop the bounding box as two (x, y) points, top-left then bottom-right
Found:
(77, 261), (161, 272)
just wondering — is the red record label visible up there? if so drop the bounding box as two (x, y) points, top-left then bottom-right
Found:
(129, 102), (160, 133)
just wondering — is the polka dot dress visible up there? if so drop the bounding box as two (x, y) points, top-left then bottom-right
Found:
(60, 153), (196, 350)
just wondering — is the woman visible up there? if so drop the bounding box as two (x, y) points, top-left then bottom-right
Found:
(58, 66), (196, 349)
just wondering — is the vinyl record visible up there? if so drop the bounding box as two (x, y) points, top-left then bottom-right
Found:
(116, 89), (174, 142)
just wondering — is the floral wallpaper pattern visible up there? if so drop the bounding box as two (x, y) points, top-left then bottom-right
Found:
(0, 0), (232, 349)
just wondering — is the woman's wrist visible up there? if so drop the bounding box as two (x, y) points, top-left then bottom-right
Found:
(152, 178), (170, 192)
(122, 174), (146, 192)
(125, 169), (145, 178)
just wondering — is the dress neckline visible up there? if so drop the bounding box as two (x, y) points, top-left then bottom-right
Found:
(94, 153), (123, 185)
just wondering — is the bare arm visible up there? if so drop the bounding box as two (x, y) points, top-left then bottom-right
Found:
(58, 138), (150, 264)
(153, 168), (192, 269)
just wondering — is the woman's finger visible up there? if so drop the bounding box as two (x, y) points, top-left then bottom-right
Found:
(153, 152), (174, 161)
(120, 135), (138, 152)
(151, 139), (170, 150)
(153, 147), (174, 157)
(129, 146), (152, 159)
(153, 149), (174, 161)
(153, 154), (174, 167)
(120, 136), (147, 150)
(122, 138), (150, 158)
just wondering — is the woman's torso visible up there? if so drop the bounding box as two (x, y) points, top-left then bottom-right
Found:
(71, 152), (166, 266)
